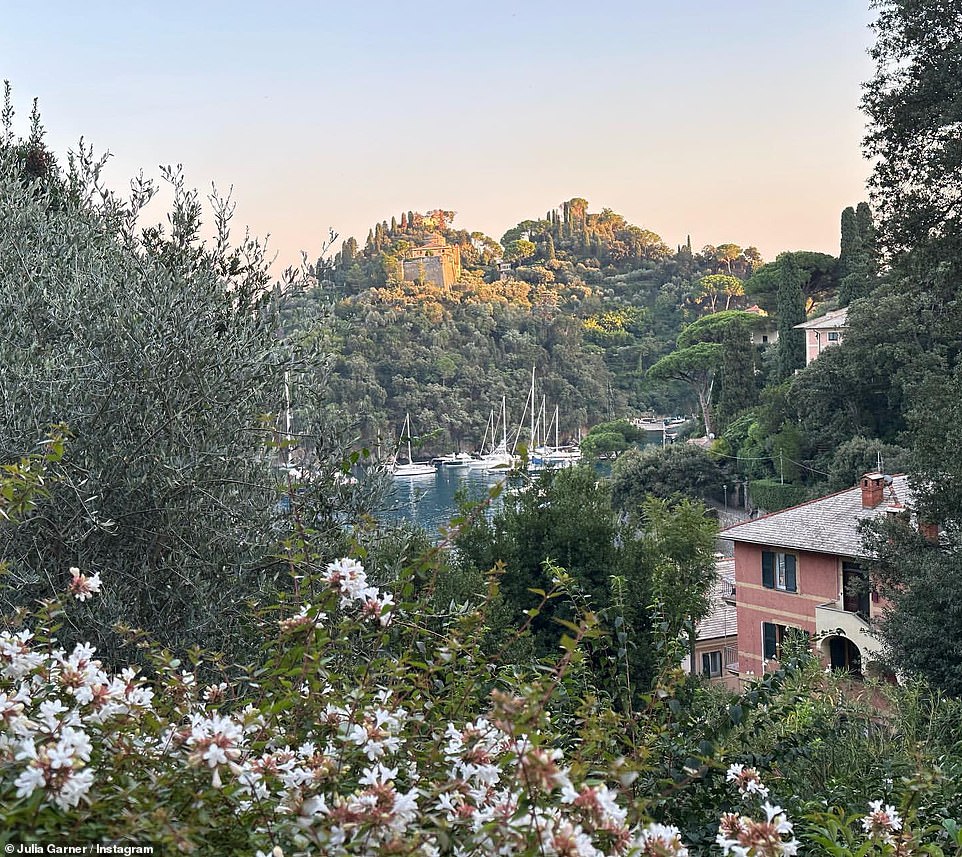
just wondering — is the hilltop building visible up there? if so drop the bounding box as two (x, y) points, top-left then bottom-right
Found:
(745, 305), (778, 347)
(401, 234), (462, 289)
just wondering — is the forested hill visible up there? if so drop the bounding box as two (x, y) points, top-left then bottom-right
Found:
(286, 198), (855, 460)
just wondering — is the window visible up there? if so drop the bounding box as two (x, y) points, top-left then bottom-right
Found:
(762, 551), (797, 592)
(702, 650), (722, 677)
(827, 331), (840, 342)
(762, 623), (807, 661)
(842, 561), (870, 617)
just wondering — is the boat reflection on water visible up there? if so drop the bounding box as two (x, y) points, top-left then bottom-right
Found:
(382, 466), (509, 540)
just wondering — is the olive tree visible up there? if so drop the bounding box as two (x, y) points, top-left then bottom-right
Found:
(0, 93), (369, 664)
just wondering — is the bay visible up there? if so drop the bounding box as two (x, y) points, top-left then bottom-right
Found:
(382, 466), (510, 539)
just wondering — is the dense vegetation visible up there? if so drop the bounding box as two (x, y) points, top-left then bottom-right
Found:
(1, 0), (962, 850)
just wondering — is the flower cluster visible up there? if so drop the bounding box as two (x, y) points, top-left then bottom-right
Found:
(1, 636), (155, 812)
(0, 560), (946, 854)
(716, 804), (798, 856)
(321, 558), (394, 626)
(861, 799), (903, 845)
(67, 566), (101, 601)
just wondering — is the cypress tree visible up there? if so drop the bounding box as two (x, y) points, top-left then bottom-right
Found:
(400, 212), (408, 230)
(390, 216), (398, 235)
(717, 319), (758, 430)
(546, 234), (556, 261)
(855, 202), (878, 277)
(775, 252), (806, 379)
(838, 206), (862, 280)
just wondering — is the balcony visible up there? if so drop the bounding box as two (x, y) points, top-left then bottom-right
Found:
(720, 579), (736, 606)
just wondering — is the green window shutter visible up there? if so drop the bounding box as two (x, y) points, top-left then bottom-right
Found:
(785, 554), (797, 592)
(763, 622), (777, 660)
(762, 552), (775, 588)
(701, 653), (711, 676)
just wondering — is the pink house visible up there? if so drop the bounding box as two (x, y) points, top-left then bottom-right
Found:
(720, 473), (912, 680)
(794, 307), (848, 364)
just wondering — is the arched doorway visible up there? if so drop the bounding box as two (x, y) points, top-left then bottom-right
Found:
(825, 636), (862, 675)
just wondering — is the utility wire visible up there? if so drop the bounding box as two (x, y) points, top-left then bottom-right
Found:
(707, 447), (832, 477)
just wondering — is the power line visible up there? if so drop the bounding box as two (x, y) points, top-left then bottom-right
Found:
(707, 447), (832, 477)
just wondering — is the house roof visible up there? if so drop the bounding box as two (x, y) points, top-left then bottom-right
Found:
(720, 475), (912, 558)
(794, 307), (848, 331)
(697, 559), (737, 642)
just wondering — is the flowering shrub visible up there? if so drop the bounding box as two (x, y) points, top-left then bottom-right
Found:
(1, 434), (960, 855)
(2, 554), (961, 856)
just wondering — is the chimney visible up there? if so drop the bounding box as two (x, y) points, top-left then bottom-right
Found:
(919, 521), (940, 543)
(860, 472), (885, 508)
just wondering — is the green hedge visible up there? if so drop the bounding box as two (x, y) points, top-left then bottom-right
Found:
(749, 479), (811, 513)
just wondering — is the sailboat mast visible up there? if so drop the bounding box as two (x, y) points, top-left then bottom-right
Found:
(530, 367), (536, 449)
(501, 397), (508, 449)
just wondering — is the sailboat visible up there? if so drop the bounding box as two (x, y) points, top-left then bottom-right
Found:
(521, 369), (582, 472)
(391, 414), (436, 478)
(469, 398), (516, 471)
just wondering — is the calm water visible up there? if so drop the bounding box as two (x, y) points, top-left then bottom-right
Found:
(382, 466), (511, 538)
(380, 458), (622, 539)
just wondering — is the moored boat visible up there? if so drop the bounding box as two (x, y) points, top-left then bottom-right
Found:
(391, 414), (436, 478)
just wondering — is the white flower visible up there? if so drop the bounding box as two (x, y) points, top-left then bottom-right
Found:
(359, 763), (398, 786)
(631, 822), (689, 856)
(68, 567), (102, 601)
(862, 799), (903, 843)
(53, 768), (94, 810)
(726, 763), (770, 799)
(13, 765), (46, 799)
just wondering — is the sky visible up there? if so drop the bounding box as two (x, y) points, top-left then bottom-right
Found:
(2, 2), (877, 273)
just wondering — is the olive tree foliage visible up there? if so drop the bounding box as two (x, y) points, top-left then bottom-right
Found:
(0, 91), (367, 663)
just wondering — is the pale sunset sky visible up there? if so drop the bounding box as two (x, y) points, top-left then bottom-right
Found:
(2, 2), (876, 272)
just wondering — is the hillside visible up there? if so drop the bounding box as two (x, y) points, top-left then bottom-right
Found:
(290, 199), (830, 460)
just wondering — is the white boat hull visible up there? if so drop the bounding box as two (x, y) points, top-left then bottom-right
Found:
(392, 463), (437, 478)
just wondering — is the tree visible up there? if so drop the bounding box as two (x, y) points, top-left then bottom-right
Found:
(454, 467), (717, 699)
(855, 202), (878, 279)
(773, 253), (806, 380)
(744, 251), (837, 314)
(715, 243), (742, 275)
(610, 444), (725, 510)
(716, 317), (759, 431)
(648, 310), (759, 437)
(863, 0), (962, 264)
(838, 203), (877, 305)
(0, 106), (364, 665)
(693, 274), (744, 313)
(851, 1), (962, 695)
(837, 206), (863, 282)
(503, 239), (537, 263)
(647, 342), (723, 437)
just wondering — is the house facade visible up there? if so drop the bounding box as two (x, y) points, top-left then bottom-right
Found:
(795, 307), (848, 364)
(684, 557), (739, 690)
(721, 472), (911, 679)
